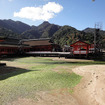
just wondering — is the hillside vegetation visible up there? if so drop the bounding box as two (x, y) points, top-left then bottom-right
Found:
(1, 57), (105, 105)
(0, 57), (82, 105)
(0, 19), (105, 48)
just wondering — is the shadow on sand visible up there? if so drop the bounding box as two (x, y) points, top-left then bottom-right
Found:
(0, 66), (35, 80)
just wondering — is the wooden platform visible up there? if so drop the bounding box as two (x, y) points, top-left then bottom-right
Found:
(26, 51), (72, 57)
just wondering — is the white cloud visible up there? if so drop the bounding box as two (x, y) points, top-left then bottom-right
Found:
(14, 2), (63, 21)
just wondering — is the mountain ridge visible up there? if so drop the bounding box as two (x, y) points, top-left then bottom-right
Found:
(0, 19), (105, 48)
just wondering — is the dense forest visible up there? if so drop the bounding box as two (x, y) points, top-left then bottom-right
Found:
(0, 19), (105, 48)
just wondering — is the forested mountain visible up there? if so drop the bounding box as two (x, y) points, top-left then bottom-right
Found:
(83, 27), (105, 37)
(0, 19), (31, 33)
(0, 19), (61, 39)
(38, 21), (61, 38)
(0, 19), (105, 48)
(51, 26), (95, 47)
(83, 28), (95, 33)
(0, 27), (20, 39)
(21, 21), (61, 39)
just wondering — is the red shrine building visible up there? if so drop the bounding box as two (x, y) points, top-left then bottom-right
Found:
(21, 38), (61, 52)
(70, 40), (94, 56)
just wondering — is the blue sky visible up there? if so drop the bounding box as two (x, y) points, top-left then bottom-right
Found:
(0, 0), (105, 30)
